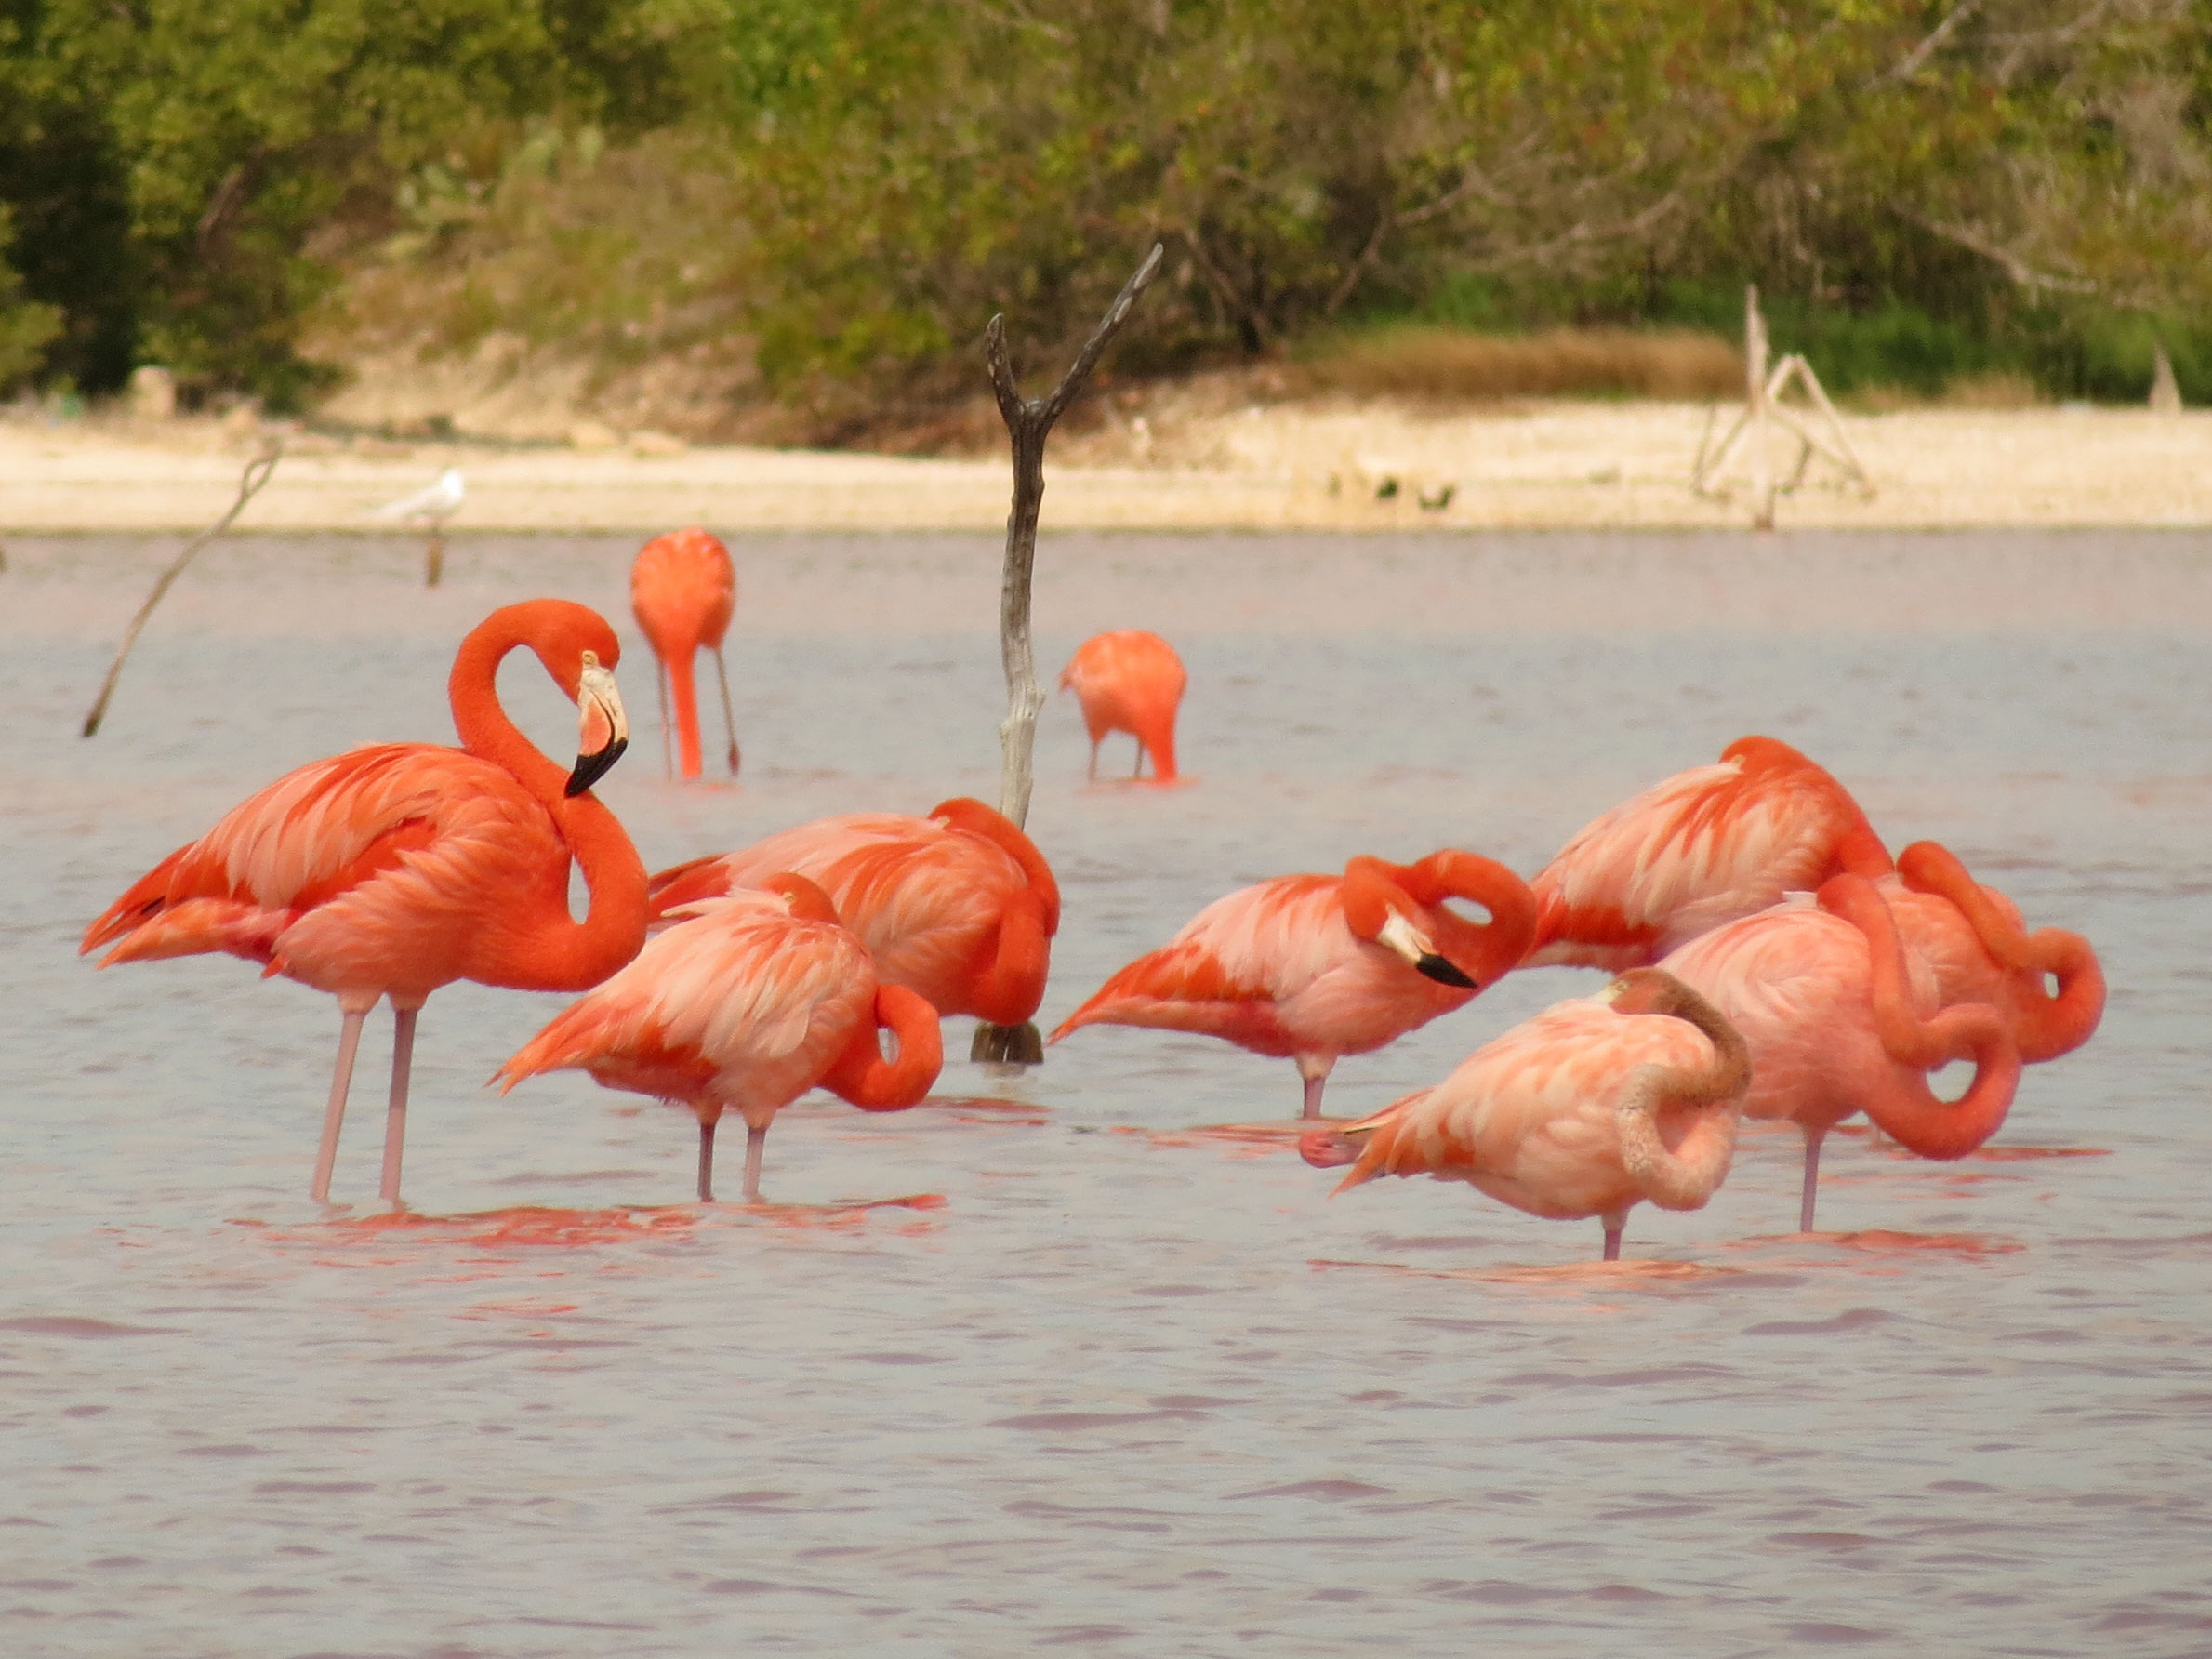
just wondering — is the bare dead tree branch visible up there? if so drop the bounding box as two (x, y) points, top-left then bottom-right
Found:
(1907, 211), (2102, 294)
(83, 442), (283, 737)
(1874, 0), (1983, 86)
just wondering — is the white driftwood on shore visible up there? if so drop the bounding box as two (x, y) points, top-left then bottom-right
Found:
(1693, 285), (1873, 524)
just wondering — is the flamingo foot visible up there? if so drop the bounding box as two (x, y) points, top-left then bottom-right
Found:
(971, 1022), (1044, 1067)
(1298, 1127), (1358, 1169)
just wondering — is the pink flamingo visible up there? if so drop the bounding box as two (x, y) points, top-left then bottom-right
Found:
(81, 600), (648, 1205)
(646, 798), (1059, 1060)
(1659, 874), (2025, 1232)
(1060, 630), (1186, 782)
(1052, 851), (1537, 1118)
(1881, 841), (2104, 1064)
(497, 874), (943, 1202)
(1301, 968), (1751, 1261)
(630, 526), (738, 780)
(1526, 736), (1893, 969)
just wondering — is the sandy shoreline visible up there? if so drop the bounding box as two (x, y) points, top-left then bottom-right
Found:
(3, 399), (2206, 534)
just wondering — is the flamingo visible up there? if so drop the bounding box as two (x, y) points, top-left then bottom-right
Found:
(1658, 874), (2024, 1232)
(1060, 630), (1186, 783)
(630, 526), (739, 780)
(1881, 841), (2104, 1064)
(1052, 850), (1537, 1118)
(81, 600), (648, 1205)
(645, 798), (1059, 1065)
(1300, 968), (1751, 1262)
(1525, 735), (1893, 969)
(497, 875), (943, 1202)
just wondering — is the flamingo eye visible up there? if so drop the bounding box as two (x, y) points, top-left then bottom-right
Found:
(581, 650), (600, 669)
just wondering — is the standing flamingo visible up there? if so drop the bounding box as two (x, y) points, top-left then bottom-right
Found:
(1052, 850), (1537, 1118)
(1525, 736), (1893, 969)
(1060, 630), (1186, 783)
(80, 600), (648, 1205)
(647, 798), (1059, 1065)
(630, 526), (739, 780)
(1301, 968), (1751, 1262)
(1659, 874), (2024, 1232)
(497, 875), (943, 1202)
(1882, 841), (2104, 1063)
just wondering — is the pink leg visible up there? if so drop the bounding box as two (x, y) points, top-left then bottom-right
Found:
(696, 1117), (718, 1202)
(742, 1124), (768, 1203)
(1301, 1073), (1330, 1120)
(377, 1002), (420, 1207)
(1602, 1211), (1626, 1261)
(311, 1004), (371, 1204)
(1799, 1128), (1827, 1234)
(1132, 740), (1146, 779)
(712, 647), (740, 776)
(656, 665), (674, 778)
(1087, 739), (1100, 781)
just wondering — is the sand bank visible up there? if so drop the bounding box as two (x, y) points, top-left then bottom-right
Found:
(2, 400), (2205, 535)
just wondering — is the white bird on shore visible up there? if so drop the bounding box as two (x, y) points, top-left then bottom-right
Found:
(373, 467), (465, 587)
(374, 467), (466, 525)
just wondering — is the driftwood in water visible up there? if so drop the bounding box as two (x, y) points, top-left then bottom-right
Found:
(82, 443), (283, 737)
(973, 243), (1164, 1066)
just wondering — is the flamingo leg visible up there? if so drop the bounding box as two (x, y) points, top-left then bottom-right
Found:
(1300, 1069), (1330, 1120)
(1799, 1127), (1827, 1234)
(310, 1005), (370, 1204)
(696, 1116), (718, 1202)
(377, 1002), (420, 1206)
(1132, 739), (1146, 779)
(1087, 738), (1100, 782)
(656, 663), (674, 778)
(711, 646), (740, 776)
(1602, 1212), (1626, 1261)
(742, 1123), (768, 1203)
(424, 530), (444, 588)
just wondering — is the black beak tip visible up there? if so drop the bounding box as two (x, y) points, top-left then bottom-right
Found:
(1416, 953), (1478, 989)
(565, 736), (628, 797)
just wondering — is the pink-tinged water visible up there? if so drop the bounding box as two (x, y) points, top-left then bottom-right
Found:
(3, 529), (2208, 1655)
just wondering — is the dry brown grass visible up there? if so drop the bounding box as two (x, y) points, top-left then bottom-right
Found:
(1305, 324), (1743, 402)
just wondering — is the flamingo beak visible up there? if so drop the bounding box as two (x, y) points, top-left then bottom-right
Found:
(1377, 909), (1478, 989)
(567, 660), (630, 797)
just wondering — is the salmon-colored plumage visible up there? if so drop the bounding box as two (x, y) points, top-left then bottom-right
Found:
(1526, 735), (1893, 969)
(1305, 968), (1752, 1261)
(81, 601), (649, 1205)
(630, 526), (739, 780)
(1053, 850), (1537, 1117)
(646, 798), (1060, 1031)
(1659, 874), (2024, 1231)
(1060, 630), (1187, 782)
(497, 874), (943, 1202)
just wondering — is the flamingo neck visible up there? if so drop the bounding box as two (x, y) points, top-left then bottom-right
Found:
(446, 610), (649, 992)
(666, 649), (705, 780)
(1403, 851), (1540, 981)
(1612, 973), (1750, 1210)
(932, 798), (1061, 933)
(968, 889), (1053, 1026)
(826, 984), (944, 1110)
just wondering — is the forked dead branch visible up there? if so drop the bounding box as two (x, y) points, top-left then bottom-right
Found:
(974, 241), (1163, 1066)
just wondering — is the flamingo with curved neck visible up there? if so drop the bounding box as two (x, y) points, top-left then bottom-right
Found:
(1053, 848), (1537, 1118)
(646, 795), (1062, 1062)
(1889, 840), (2105, 1063)
(82, 600), (649, 1206)
(499, 873), (943, 1203)
(1302, 968), (1752, 1261)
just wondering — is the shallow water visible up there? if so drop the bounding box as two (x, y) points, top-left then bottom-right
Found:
(3, 529), (2208, 1656)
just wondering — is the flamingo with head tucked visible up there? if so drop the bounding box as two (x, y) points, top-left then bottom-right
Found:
(497, 874), (942, 1202)
(1526, 736), (1892, 970)
(1300, 968), (1751, 1262)
(1052, 850), (1536, 1118)
(646, 798), (1059, 1062)
(81, 600), (648, 1206)
(1659, 873), (2025, 1232)
(631, 526), (739, 780)
(1060, 630), (1186, 783)
(1882, 841), (2104, 1064)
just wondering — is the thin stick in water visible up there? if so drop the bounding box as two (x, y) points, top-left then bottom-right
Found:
(82, 443), (282, 737)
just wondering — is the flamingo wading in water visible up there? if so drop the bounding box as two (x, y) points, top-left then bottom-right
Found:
(1526, 735), (1892, 969)
(497, 875), (943, 1202)
(1060, 630), (1186, 783)
(1659, 875), (2024, 1233)
(648, 798), (1059, 1065)
(1053, 851), (1536, 1118)
(631, 526), (739, 780)
(1302, 968), (1751, 1262)
(82, 601), (648, 1205)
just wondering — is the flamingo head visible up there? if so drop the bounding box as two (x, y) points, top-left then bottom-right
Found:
(566, 648), (631, 797)
(761, 871), (841, 926)
(1375, 908), (1477, 989)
